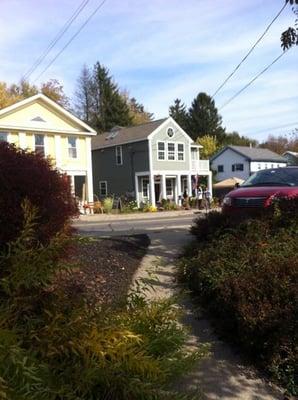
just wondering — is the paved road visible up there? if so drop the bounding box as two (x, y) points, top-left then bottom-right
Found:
(74, 212), (200, 236)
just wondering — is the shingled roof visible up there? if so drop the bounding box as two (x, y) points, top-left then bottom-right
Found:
(92, 118), (167, 150)
(211, 145), (287, 162)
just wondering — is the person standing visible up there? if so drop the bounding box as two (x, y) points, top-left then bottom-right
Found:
(204, 187), (212, 210)
(183, 189), (190, 210)
(196, 185), (203, 209)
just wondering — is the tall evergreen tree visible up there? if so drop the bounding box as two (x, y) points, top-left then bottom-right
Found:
(188, 92), (225, 142)
(169, 98), (188, 131)
(91, 63), (132, 132)
(75, 63), (132, 132)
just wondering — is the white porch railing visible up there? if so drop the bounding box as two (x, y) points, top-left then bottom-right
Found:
(191, 159), (210, 173)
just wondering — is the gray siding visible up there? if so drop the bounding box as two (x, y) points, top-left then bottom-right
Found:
(211, 148), (250, 181)
(284, 153), (298, 166)
(151, 119), (190, 171)
(92, 140), (149, 198)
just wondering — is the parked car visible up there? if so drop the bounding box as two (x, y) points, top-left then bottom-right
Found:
(222, 167), (298, 214)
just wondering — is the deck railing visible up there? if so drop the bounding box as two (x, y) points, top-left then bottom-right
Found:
(191, 159), (210, 172)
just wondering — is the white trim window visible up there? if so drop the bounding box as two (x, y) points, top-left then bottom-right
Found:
(68, 136), (77, 158)
(182, 177), (188, 193)
(167, 142), (175, 161)
(157, 141), (165, 160)
(167, 127), (174, 138)
(177, 143), (184, 161)
(99, 181), (107, 197)
(232, 163), (244, 172)
(0, 132), (8, 142)
(166, 178), (174, 197)
(35, 134), (45, 156)
(141, 177), (149, 198)
(116, 145), (123, 165)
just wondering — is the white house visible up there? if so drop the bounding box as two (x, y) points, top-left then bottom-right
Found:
(283, 151), (298, 166)
(210, 145), (287, 182)
(0, 94), (96, 202)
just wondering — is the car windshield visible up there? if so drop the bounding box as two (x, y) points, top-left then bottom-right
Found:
(241, 168), (298, 187)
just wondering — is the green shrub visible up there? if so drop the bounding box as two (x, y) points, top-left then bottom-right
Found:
(103, 197), (114, 213)
(121, 200), (138, 213)
(180, 200), (298, 394)
(161, 199), (178, 211)
(0, 201), (206, 400)
(190, 210), (239, 244)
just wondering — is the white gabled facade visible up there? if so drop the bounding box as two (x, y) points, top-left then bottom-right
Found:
(136, 117), (212, 207)
(211, 146), (287, 182)
(0, 94), (96, 203)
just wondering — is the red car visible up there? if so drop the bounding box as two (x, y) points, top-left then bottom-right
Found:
(222, 167), (298, 214)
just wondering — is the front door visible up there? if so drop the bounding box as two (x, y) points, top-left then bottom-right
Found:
(166, 178), (175, 200)
(155, 183), (161, 203)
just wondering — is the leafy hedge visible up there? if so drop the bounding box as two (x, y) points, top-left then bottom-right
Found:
(179, 199), (298, 395)
(0, 202), (206, 400)
(0, 142), (78, 248)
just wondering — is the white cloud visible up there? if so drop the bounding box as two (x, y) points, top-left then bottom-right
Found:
(0, 0), (296, 141)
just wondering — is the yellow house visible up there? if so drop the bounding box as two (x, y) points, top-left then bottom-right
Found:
(0, 93), (96, 203)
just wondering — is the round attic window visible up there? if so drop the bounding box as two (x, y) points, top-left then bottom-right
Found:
(167, 127), (174, 138)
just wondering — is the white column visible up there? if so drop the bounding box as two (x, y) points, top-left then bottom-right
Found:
(135, 174), (140, 207)
(54, 134), (62, 168)
(44, 135), (49, 157)
(177, 174), (181, 205)
(70, 175), (75, 195)
(161, 174), (166, 200)
(149, 173), (156, 206)
(207, 172), (213, 198)
(148, 137), (155, 206)
(86, 137), (94, 203)
(18, 132), (27, 149)
(187, 174), (192, 196)
(174, 176), (178, 204)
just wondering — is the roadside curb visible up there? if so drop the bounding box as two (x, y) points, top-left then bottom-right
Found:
(76, 209), (205, 222)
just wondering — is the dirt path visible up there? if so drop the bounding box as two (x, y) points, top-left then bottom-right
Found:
(134, 229), (284, 400)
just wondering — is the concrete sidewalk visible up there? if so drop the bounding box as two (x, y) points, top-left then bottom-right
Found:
(76, 209), (205, 223)
(134, 229), (284, 400)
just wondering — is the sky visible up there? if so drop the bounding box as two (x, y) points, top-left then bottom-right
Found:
(1, 0), (297, 141)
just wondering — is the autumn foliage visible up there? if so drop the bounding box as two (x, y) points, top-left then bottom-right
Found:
(0, 142), (78, 247)
(180, 200), (298, 395)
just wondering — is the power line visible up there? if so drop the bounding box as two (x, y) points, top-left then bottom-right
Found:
(212, 2), (287, 98)
(22, 0), (90, 81)
(33, 0), (107, 83)
(219, 51), (288, 110)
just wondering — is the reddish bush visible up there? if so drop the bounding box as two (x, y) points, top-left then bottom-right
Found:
(0, 142), (78, 246)
(181, 200), (298, 394)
